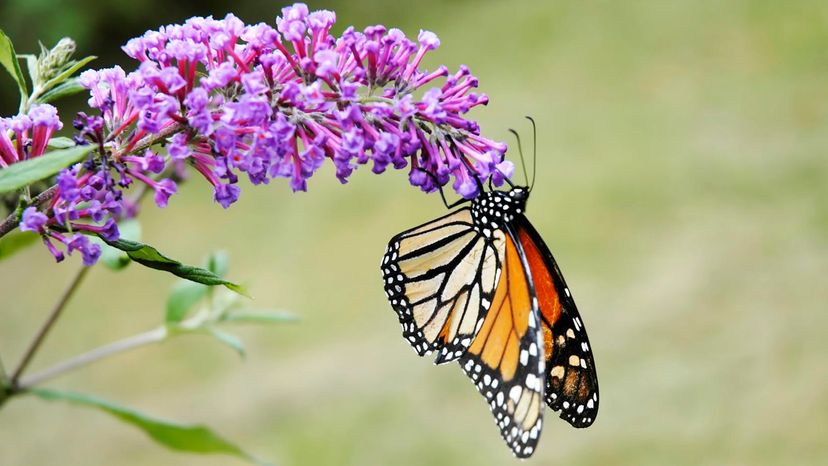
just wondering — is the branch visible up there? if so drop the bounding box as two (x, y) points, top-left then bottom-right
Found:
(9, 265), (89, 387)
(0, 185), (59, 239)
(15, 327), (168, 390)
(0, 123), (184, 241)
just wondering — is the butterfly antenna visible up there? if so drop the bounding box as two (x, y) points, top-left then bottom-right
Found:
(525, 116), (538, 192)
(508, 128), (530, 187)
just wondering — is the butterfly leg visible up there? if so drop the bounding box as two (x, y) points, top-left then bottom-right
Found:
(416, 168), (470, 210)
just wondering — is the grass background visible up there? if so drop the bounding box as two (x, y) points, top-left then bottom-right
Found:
(1, 0), (827, 465)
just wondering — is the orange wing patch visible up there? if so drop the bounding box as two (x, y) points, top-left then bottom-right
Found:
(459, 230), (545, 458)
(468, 234), (530, 380)
(516, 219), (599, 428)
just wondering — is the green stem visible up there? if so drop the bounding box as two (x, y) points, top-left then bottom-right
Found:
(14, 327), (168, 391)
(9, 266), (90, 388)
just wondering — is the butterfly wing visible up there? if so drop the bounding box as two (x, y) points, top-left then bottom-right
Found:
(381, 208), (505, 363)
(458, 226), (546, 458)
(515, 216), (599, 427)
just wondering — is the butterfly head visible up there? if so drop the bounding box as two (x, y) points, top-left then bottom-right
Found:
(508, 186), (529, 204)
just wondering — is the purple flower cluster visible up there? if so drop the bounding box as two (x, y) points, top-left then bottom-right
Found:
(7, 3), (513, 266)
(2, 105), (172, 264)
(101, 2), (510, 200)
(0, 104), (63, 166)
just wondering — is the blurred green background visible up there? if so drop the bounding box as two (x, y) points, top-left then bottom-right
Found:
(1, 0), (827, 465)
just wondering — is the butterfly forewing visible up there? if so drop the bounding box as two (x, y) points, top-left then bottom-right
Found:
(516, 217), (599, 427)
(382, 208), (505, 362)
(459, 228), (546, 458)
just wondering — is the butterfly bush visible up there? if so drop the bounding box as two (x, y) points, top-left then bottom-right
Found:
(8, 3), (513, 265)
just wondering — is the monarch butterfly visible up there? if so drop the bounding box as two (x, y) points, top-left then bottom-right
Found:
(380, 121), (598, 458)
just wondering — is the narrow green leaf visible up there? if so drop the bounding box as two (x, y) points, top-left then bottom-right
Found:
(40, 55), (95, 94)
(38, 77), (85, 104)
(221, 309), (297, 325)
(0, 29), (28, 99)
(102, 237), (247, 295)
(208, 328), (246, 357)
(23, 54), (38, 87)
(47, 137), (76, 149)
(207, 250), (229, 277)
(29, 388), (264, 463)
(0, 230), (39, 261)
(166, 281), (207, 323)
(89, 219), (141, 270)
(0, 145), (94, 194)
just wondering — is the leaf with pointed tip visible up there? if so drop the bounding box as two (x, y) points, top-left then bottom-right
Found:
(23, 54), (37, 87)
(29, 388), (268, 464)
(0, 145), (94, 194)
(38, 77), (85, 103)
(207, 250), (229, 277)
(208, 328), (246, 358)
(0, 28), (28, 99)
(101, 237), (247, 296)
(166, 281), (207, 323)
(47, 137), (76, 149)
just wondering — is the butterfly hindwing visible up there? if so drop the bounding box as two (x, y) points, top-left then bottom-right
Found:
(515, 217), (599, 427)
(458, 226), (546, 458)
(382, 208), (505, 362)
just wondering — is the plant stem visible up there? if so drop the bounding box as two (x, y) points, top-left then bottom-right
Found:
(0, 185), (59, 239)
(9, 265), (89, 388)
(15, 327), (168, 390)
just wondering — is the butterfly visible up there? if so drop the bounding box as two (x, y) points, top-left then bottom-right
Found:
(380, 123), (598, 458)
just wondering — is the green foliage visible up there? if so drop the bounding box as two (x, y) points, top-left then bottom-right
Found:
(219, 309), (297, 325)
(0, 230), (38, 261)
(166, 280), (209, 323)
(45, 136), (76, 149)
(0, 145), (95, 194)
(207, 328), (246, 357)
(164, 251), (294, 356)
(29, 388), (268, 465)
(38, 77), (86, 103)
(0, 28), (27, 100)
(101, 238), (247, 295)
(89, 219), (141, 270)
(38, 53), (94, 94)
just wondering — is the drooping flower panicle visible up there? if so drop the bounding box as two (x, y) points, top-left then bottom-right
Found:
(4, 3), (513, 266)
(106, 3), (510, 198)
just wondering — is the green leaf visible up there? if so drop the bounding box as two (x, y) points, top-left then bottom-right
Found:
(47, 136), (76, 149)
(38, 77), (85, 104)
(207, 250), (229, 277)
(90, 219), (141, 270)
(166, 281), (207, 323)
(0, 29), (28, 99)
(0, 230), (39, 261)
(101, 237), (247, 295)
(23, 53), (38, 87)
(221, 309), (297, 325)
(208, 328), (246, 357)
(40, 55), (95, 94)
(29, 388), (266, 464)
(0, 145), (94, 194)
